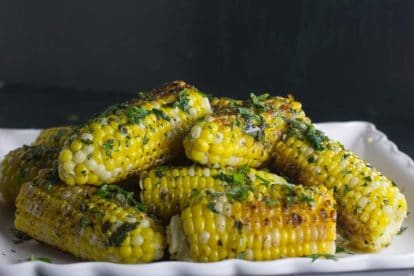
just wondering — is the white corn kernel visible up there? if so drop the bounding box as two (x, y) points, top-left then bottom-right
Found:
(191, 126), (202, 139)
(80, 133), (94, 141)
(203, 168), (210, 177)
(132, 235), (144, 246)
(215, 215), (226, 232)
(199, 231), (210, 244)
(73, 151), (86, 163)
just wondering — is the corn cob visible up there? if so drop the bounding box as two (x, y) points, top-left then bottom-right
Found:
(33, 126), (76, 148)
(183, 94), (309, 168)
(167, 184), (336, 261)
(15, 169), (165, 263)
(58, 81), (211, 186)
(0, 145), (59, 207)
(272, 119), (408, 251)
(140, 165), (287, 222)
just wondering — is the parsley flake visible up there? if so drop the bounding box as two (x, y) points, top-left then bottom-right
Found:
(309, 254), (337, 262)
(30, 255), (51, 263)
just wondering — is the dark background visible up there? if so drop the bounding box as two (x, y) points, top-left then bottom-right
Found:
(0, 0), (413, 156)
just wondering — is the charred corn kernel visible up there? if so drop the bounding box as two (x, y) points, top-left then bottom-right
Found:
(140, 165), (287, 222)
(59, 81), (211, 186)
(272, 119), (408, 251)
(167, 184), (336, 261)
(183, 94), (309, 168)
(0, 145), (59, 207)
(33, 126), (76, 148)
(210, 97), (244, 111)
(15, 169), (165, 263)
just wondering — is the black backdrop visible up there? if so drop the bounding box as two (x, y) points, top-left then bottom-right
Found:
(0, 0), (413, 154)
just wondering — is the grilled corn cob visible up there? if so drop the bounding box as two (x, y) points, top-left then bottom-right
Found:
(33, 126), (76, 148)
(140, 165), (287, 222)
(15, 169), (165, 263)
(272, 119), (408, 251)
(0, 145), (58, 207)
(167, 184), (336, 261)
(183, 94), (308, 168)
(58, 81), (211, 186)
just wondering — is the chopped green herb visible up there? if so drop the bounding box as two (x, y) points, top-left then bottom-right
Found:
(118, 124), (128, 134)
(343, 184), (351, 193)
(190, 188), (202, 199)
(103, 139), (114, 158)
(226, 185), (251, 202)
(80, 138), (93, 145)
(286, 119), (327, 150)
(363, 176), (372, 182)
(108, 222), (138, 247)
(205, 190), (222, 199)
(207, 202), (219, 213)
(264, 197), (279, 207)
(155, 166), (167, 177)
(308, 156), (316, 163)
(234, 220), (243, 234)
(95, 185), (145, 212)
(87, 153), (93, 160)
(305, 126), (326, 150)
(170, 89), (191, 112)
(30, 255), (51, 263)
(335, 246), (346, 253)
(89, 207), (104, 218)
(126, 106), (150, 124)
(152, 108), (171, 121)
(142, 133), (149, 146)
(237, 107), (262, 122)
(78, 217), (89, 232)
(286, 195), (295, 207)
(309, 254), (337, 262)
(255, 174), (270, 186)
(10, 228), (32, 244)
(299, 194), (314, 206)
(213, 171), (233, 183)
(397, 226), (408, 235)
(249, 93), (269, 110)
(92, 103), (128, 122)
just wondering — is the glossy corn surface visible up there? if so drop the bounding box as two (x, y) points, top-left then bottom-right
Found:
(167, 184), (336, 261)
(272, 119), (408, 251)
(0, 145), (58, 207)
(33, 126), (76, 148)
(140, 165), (287, 222)
(15, 169), (165, 263)
(183, 94), (308, 168)
(58, 81), (211, 186)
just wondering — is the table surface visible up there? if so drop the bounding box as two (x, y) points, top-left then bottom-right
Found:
(0, 83), (413, 276)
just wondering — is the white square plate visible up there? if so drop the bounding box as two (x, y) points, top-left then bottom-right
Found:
(0, 121), (412, 275)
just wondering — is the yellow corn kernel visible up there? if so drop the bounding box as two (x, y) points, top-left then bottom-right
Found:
(15, 169), (165, 263)
(272, 120), (408, 251)
(58, 81), (211, 185)
(167, 184), (336, 262)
